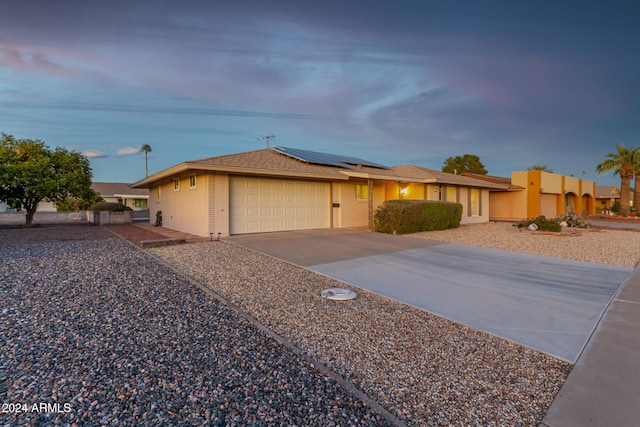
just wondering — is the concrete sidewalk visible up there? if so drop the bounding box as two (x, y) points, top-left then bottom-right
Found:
(541, 263), (640, 426)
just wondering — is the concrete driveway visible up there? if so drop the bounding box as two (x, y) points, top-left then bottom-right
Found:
(227, 229), (631, 362)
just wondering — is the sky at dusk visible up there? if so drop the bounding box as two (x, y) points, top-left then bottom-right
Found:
(2, 1), (639, 186)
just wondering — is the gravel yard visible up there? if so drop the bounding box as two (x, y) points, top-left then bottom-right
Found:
(5, 222), (636, 426)
(410, 221), (640, 268)
(1, 225), (394, 426)
(151, 229), (577, 426)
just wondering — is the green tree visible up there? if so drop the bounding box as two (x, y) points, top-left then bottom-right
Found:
(442, 154), (487, 175)
(527, 165), (554, 172)
(0, 133), (94, 227)
(140, 144), (152, 177)
(596, 143), (636, 217)
(55, 190), (103, 212)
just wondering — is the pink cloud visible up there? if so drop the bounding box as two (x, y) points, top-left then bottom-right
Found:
(0, 42), (115, 85)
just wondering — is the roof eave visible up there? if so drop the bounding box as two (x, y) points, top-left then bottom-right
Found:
(131, 162), (347, 188)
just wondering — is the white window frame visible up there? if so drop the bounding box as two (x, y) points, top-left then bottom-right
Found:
(189, 175), (196, 189)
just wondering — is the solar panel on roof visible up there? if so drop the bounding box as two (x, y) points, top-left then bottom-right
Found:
(271, 146), (388, 169)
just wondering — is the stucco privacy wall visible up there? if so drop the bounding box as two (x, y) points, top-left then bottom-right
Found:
(0, 211), (86, 225)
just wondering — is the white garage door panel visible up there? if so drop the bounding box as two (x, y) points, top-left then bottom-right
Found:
(230, 177), (330, 234)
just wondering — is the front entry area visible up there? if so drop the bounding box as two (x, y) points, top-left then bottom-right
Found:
(229, 176), (330, 234)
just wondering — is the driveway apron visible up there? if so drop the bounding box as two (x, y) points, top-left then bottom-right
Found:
(228, 229), (631, 362)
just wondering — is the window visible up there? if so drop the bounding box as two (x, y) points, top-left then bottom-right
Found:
(445, 186), (457, 202)
(469, 188), (480, 216)
(134, 199), (148, 208)
(189, 175), (196, 188)
(174, 179), (180, 191)
(156, 187), (161, 201)
(355, 184), (369, 200)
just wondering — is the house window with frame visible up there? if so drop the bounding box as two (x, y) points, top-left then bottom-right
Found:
(189, 175), (196, 189)
(174, 179), (180, 191)
(134, 199), (148, 208)
(469, 188), (480, 216)
(156, 186), (161, 201)
(445, 186), (457, 202)
(355, 184), (369, 200)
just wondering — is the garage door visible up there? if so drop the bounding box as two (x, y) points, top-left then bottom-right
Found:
(230, 176), (330, 234)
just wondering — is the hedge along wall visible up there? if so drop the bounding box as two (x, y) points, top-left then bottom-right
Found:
(374, 200), (463, 234)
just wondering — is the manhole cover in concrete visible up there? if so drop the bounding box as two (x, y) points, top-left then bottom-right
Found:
(321, 288), (357, 301)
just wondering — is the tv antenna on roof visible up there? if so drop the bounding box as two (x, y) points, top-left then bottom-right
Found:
(258, 134), (276, 147)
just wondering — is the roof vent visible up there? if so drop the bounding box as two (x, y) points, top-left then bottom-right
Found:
(321, 288), (357, 301)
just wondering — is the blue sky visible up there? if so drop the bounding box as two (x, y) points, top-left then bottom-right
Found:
(1, 1), (638, 186)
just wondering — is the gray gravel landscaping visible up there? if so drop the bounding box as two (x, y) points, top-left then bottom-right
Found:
(5, 221), (630, 426)
(1, 226), (394, 426)
(153, 237), (573, 426)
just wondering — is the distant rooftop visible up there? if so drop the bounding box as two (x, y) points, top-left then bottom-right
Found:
(92, 182), (149, 198)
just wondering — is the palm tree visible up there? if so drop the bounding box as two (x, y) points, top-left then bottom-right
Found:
(527, 165), (553, 172)
(632, 146), (640, 213)
(140, 144), (152, 177)
(596, 143), (636, 216)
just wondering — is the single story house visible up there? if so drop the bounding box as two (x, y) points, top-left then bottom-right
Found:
(463, 170), (596, 220)
(595, 186), (620, 214)
(92, 182), (150, 211)
(594, 186), (635, 214)
(131, 146), (505, 237)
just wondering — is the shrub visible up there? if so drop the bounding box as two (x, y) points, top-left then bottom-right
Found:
(374, 200), (462, 234)
(519, 216), (561, 232)
(611, 200), (620, 213)
(88, 201), (132, 211)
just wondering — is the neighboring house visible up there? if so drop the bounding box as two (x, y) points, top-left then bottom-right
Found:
(595, 186), (620, 214)
(92, 182), (150, 211)
(463, 170), (596, 220)
(594, 186), (634, 214)
(131, 146), (505, 237)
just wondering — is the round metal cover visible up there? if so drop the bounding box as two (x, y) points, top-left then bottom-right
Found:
(321, 288), (357, 301)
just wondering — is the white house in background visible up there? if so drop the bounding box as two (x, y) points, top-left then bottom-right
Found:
(131, 146), (506, 238)
(92, 182), (150, 211)
(1, 183), (149, 213)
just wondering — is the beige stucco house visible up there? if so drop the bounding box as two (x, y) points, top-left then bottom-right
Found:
(131, 146), (505, 237)
(463, 170), (596, 220)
